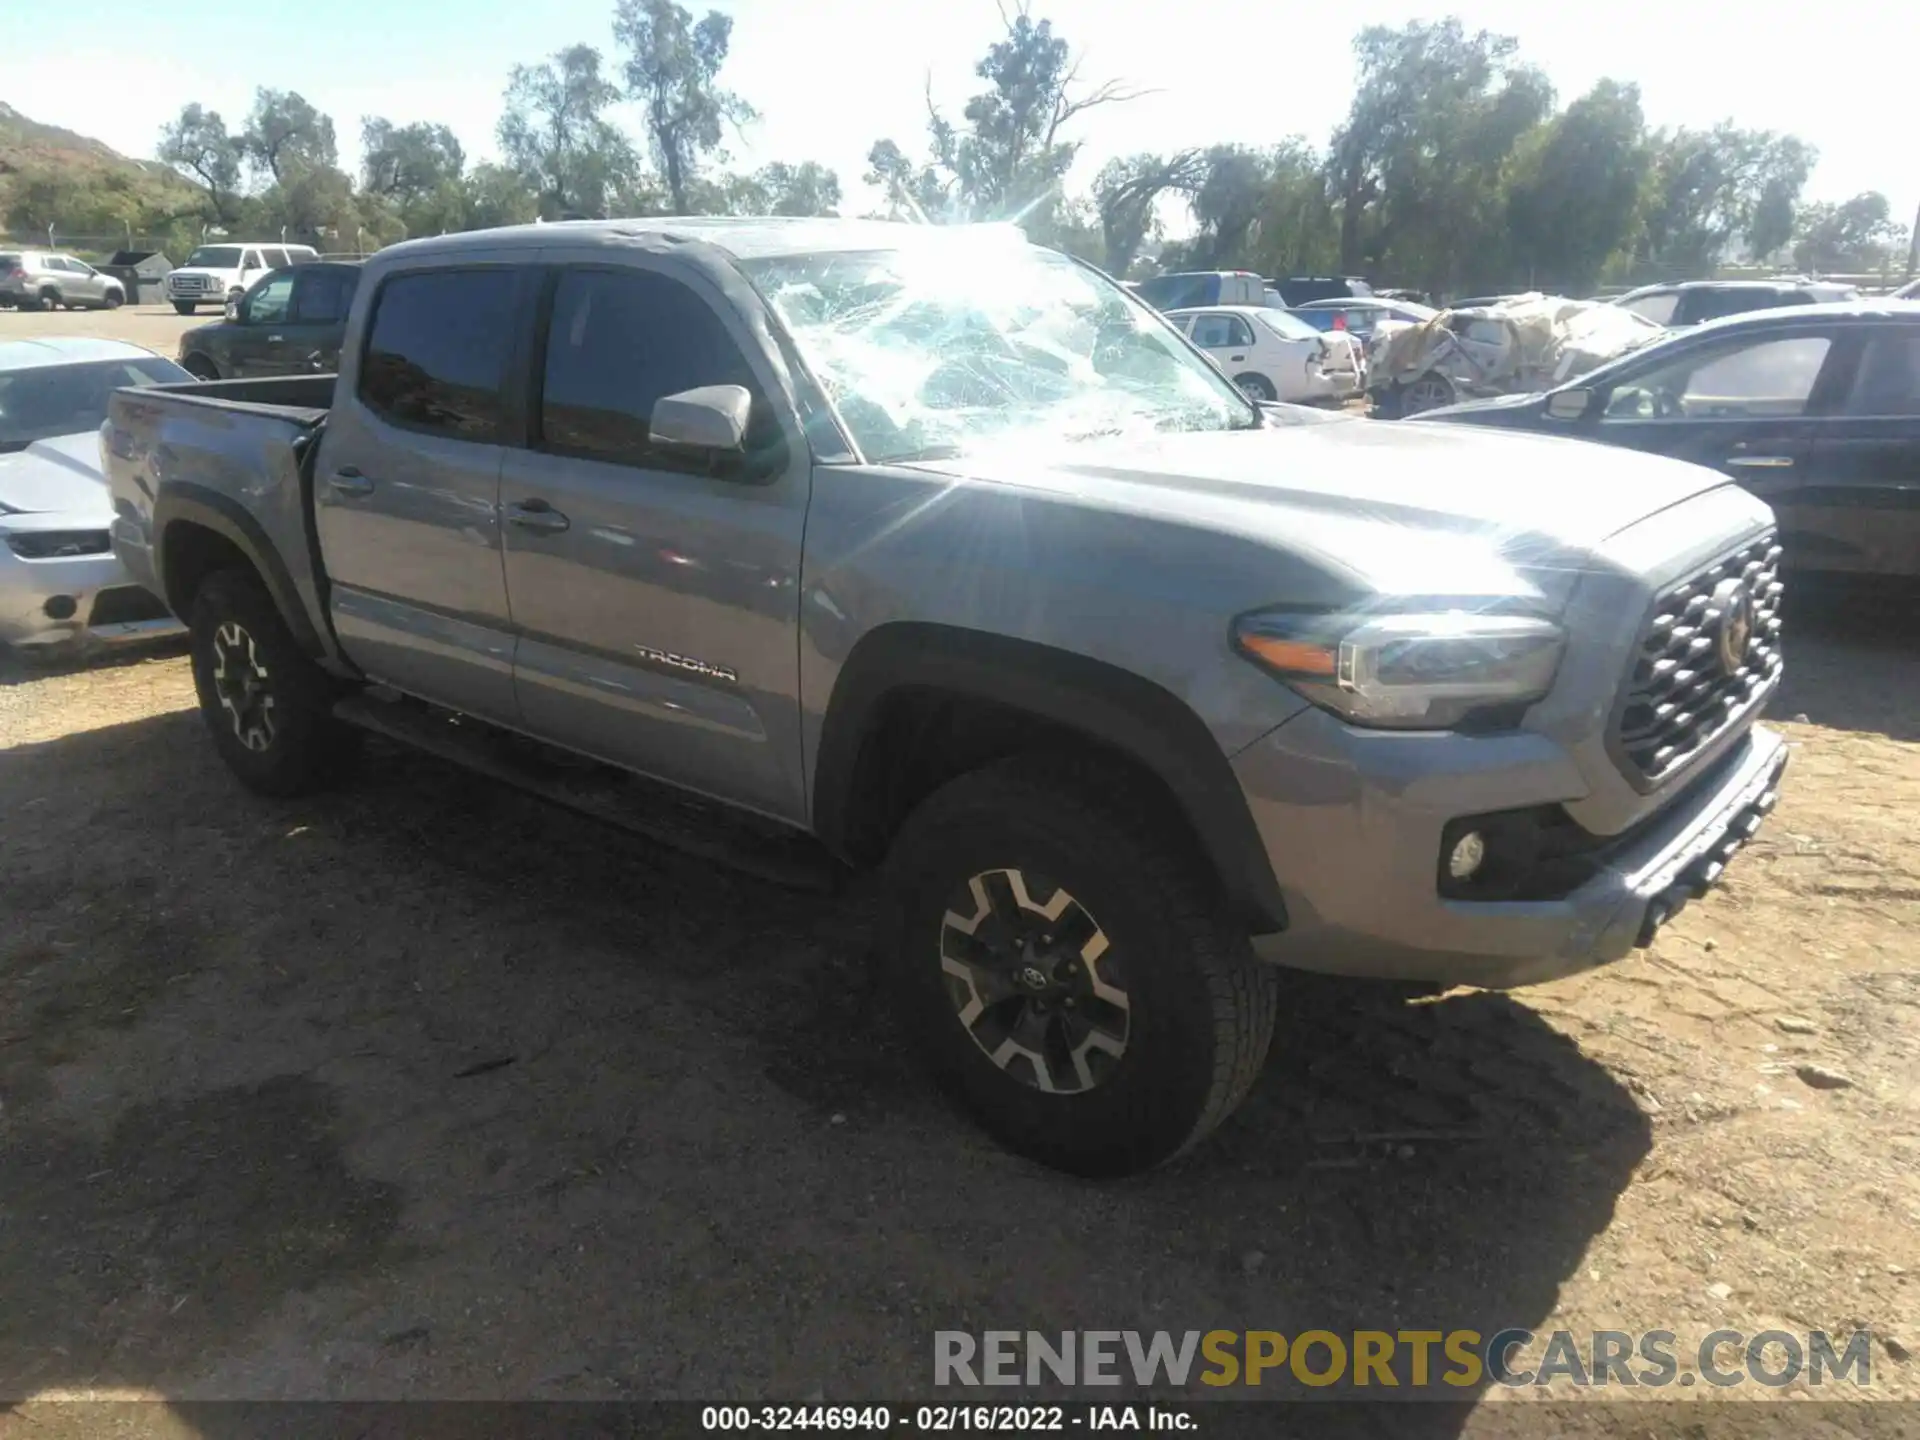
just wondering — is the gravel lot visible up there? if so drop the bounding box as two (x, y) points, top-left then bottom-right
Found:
(0, 305), (1915, 1431)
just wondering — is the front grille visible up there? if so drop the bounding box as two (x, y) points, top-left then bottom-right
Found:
(89, 586), (173, 626)
(1611, 533), (1783, 787)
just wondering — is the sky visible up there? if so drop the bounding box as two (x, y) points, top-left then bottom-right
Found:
(4, 0), (1913, 247)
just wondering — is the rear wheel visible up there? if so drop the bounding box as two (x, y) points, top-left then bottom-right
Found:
(187, 568), (356, 797)
(37, 288), (61, 312)
(1235, 373), (1278, 403)
(1399, 372), (1457, 416)
(880, 754), (1280, 1176)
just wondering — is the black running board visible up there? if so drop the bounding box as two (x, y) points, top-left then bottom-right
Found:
(333, 692), (842, 893)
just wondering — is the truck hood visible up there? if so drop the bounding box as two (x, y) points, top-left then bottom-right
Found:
(903, 420), (1736, 603)
(0, 432), (109, 516)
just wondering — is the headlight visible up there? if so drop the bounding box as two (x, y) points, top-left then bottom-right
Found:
(1233, 607), (1564, 730)
(5, 529), (112, 559)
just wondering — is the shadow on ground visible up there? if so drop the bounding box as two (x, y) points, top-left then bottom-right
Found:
(0, 703), (1652, 1424)
(1770, 576), (1920, 742)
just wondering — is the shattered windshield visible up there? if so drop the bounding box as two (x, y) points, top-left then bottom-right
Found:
(742, 241), (1257, 464)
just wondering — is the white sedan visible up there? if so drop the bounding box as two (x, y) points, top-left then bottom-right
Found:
(0, 337), (189, 654)
(1165, 305), (1364, 405)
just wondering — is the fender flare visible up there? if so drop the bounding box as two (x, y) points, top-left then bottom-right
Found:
(812, 622), (1288, 934)
(152, 483), (324, 657)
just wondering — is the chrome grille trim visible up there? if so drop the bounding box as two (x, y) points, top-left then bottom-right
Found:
(1609, 532), (1783, 789)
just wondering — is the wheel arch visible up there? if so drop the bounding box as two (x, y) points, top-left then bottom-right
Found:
(812, 623), (1288, 934)
(154, 486), (324, 657)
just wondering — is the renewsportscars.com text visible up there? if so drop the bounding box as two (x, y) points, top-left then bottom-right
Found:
(934, 1328), (1875, 1391)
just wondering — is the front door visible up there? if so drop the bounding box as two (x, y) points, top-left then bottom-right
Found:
(316, 263), (530, 723)
(226, 271), (297, 376)
(498, 261), (812, 823)
(1797, 322), (1920, 576)
(1586, 327), (1842, 482)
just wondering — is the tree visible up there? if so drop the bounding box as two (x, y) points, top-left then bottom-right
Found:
(868, 5), (1141, 230)
(614, 0), (756, 214)
(1091, 151), (1203, 276)
(1328, 20), (1554, 291)
(158, 103), (244, 224)
(361, 119), (466, 205)
(1636, 126), (1816, 274)
(463, 163), (542, 230)
(864, 137), (949, 220)
(241, 89), (338, 184)
(1792, 192), (1906, 274)
(498, 44), (642, 220)
(1504, 80), (1648, 293)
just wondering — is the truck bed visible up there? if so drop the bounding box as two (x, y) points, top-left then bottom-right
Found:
(103, 375), (339, 654)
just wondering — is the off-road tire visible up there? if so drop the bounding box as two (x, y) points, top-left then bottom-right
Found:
(188, 568), (356, 797)
(1235, 373), (1278, 402)
(879, 753), (1280, 1176)
(172, 301), (197, 315)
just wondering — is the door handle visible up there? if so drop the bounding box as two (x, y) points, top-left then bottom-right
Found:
(268, 334), (284, 343)
(1727, 455), (1794, 468)
(1229, 354), (1247, 361)
(506, 499), (570, 535)
(328, 467), (374, 498)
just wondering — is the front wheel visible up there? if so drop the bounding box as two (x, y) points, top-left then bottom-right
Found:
(103, 290), (124, 310)
(880, 755), (1280, 1176)
(1235, 373), (1278, 403)
(172, 301), (197, 315)
(1399, 371), (1457, 416)
(188, 568), (357, 796)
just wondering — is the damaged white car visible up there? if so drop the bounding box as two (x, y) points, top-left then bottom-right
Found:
(1369, 293), (1668, 417)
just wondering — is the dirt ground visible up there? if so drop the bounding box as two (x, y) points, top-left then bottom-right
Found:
(1, 306), (1916, 1434)
(3, 302), (208, 355)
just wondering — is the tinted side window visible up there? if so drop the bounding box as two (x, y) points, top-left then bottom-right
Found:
(1620, 291), (1680, 326)
(359, 269), (520, 440)
(246, 273), (295, 324)
(538, 268), (779, 471)
(1605, 336), (1832, 420)
(293, 269), (356, 324)
(1842, 330), (1920, 417)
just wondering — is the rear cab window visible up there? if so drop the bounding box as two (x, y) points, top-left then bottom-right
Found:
(358, 268), (522, 440)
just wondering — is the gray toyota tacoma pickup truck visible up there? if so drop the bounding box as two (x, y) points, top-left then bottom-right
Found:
(103, 217), (1789, 1176)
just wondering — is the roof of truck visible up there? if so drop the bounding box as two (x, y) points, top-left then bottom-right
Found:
(379, 216), (1028, 264)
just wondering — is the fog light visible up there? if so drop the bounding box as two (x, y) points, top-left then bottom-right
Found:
(42, 594), (78, 620)
(1447, 830), (1487, 882)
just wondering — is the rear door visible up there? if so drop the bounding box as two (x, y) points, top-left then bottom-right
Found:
(1585, 325), (1844, 482)
(1795, 321), (1920, 576)
(317, 262), (531, 723)
(497, 259), (812, 821)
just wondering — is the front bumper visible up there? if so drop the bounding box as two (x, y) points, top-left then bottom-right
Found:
(1235, 709), (1788, 989)
(0, 539), (182, 652)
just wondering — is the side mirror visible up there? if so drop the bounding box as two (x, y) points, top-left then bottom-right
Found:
(650, 384), (750, 459)
(1545, 388), (1593, 421)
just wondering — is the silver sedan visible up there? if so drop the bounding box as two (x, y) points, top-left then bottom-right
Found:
(0, 338), (190, 653)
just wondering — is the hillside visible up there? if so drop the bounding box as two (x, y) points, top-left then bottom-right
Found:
(0, 101), (201, 241)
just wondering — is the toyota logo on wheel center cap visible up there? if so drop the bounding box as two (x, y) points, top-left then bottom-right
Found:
(1711, 578), (1754, 675)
